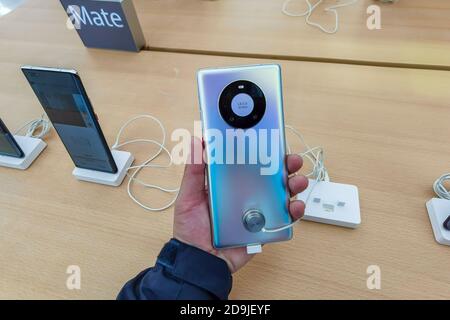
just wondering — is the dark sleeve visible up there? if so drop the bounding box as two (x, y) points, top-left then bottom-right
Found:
(117, 238), (233, 300)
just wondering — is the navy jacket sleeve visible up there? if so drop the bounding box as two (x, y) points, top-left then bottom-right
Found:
(117, 239), (233, 300)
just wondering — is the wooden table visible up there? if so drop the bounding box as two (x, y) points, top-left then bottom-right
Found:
(3, 0), (450, 70)
(134, 0), (450, 70)
(1, 0), (450, 300)
(1, 36), (450, 298)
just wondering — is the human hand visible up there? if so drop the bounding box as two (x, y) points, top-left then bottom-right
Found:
(173, 137), (308, 273)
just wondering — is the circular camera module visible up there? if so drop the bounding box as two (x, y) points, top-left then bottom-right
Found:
(219, 80), (266, 129)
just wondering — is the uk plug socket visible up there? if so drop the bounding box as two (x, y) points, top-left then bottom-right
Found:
(297, 179), (361, 228)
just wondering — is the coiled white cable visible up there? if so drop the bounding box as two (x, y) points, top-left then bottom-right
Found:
(433, 173), (450, 200)
(282, 0), (359, 34)
(14, 114), (51, 139)
(262, 125), (329, 233)
(111, 115), (179, 212)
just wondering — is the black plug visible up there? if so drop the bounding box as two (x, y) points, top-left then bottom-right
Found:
(444, 215), (450, 231)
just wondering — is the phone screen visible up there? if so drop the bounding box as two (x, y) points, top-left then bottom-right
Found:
(0, 119), (24, 158)
(22, 67), (118, 173)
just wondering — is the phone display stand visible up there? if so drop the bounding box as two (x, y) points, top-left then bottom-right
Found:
(426, 198), (450, 246)
(72, 150), (134, 187)
(0, 135), (46, 170)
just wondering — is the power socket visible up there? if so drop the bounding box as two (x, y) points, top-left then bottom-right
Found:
(426, 198), (450, 246)
(297, 179), (361, 228)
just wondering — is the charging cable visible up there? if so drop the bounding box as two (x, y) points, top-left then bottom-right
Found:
(262, 125), (328, 233)
(112, 115), (180, 212)
(285, 125), (329, 182)
(14, 114), (51, 139)
(433, 173), (450, 200)
(282, 0), (359, 34)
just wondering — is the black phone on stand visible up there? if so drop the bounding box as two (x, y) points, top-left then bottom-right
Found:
(21, 66), (118, 173)
(0, 119), (24, 158)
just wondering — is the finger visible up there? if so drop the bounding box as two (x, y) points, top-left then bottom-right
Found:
(177, 137), (206, 203)
(288, 174), (309, 197)
(287, 154), (303, 174)
(289, 200), (305, 221)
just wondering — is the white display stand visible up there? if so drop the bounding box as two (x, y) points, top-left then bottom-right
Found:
(0, 135), (46, 170)
(426, 198), (450, 246)
(72, 150), (134, 187)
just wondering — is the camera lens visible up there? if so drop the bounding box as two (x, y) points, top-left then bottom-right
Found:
(219, 80), (266, 129)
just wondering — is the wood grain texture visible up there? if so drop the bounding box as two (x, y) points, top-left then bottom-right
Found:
(0, 0), (449, 300)
(2, 0), (450, 69)
(0, 37), (449, 298)
(134, 0), (450, 69)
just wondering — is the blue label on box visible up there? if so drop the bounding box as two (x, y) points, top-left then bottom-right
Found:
(60, 0), (141, 52)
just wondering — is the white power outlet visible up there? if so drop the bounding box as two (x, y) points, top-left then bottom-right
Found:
(426, 198), (450, 246)
(297, 179), (361, 228)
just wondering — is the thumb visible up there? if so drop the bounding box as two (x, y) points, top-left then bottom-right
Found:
(177, 137), (206, 203)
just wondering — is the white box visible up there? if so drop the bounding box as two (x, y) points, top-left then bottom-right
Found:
(0, 135), (46, 170)
(297, 179), (361, 228)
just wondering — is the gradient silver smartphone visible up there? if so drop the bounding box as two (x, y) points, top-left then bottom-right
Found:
(0, 118), (24, 158)
(197, 64), (292, 249)
(21, 66), (118, 174)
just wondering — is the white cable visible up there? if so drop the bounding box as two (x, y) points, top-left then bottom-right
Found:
(282, 0), (359, 34)
(282, 0), (311, 17)
(112, 115), (179, 212)
(433, 173), (450, 200)
(14, 114), (51, 139)
(262, 125), (329, 233)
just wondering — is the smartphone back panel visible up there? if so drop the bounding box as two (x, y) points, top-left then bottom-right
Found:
(197, 64), (292, 248)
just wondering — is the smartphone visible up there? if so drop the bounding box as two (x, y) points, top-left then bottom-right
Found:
(21, 66), (118, 174)
(197, 64), (292, 249)
(0, 118), (25, 158)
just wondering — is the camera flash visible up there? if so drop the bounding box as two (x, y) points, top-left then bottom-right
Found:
(238, 85), (244, 89)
